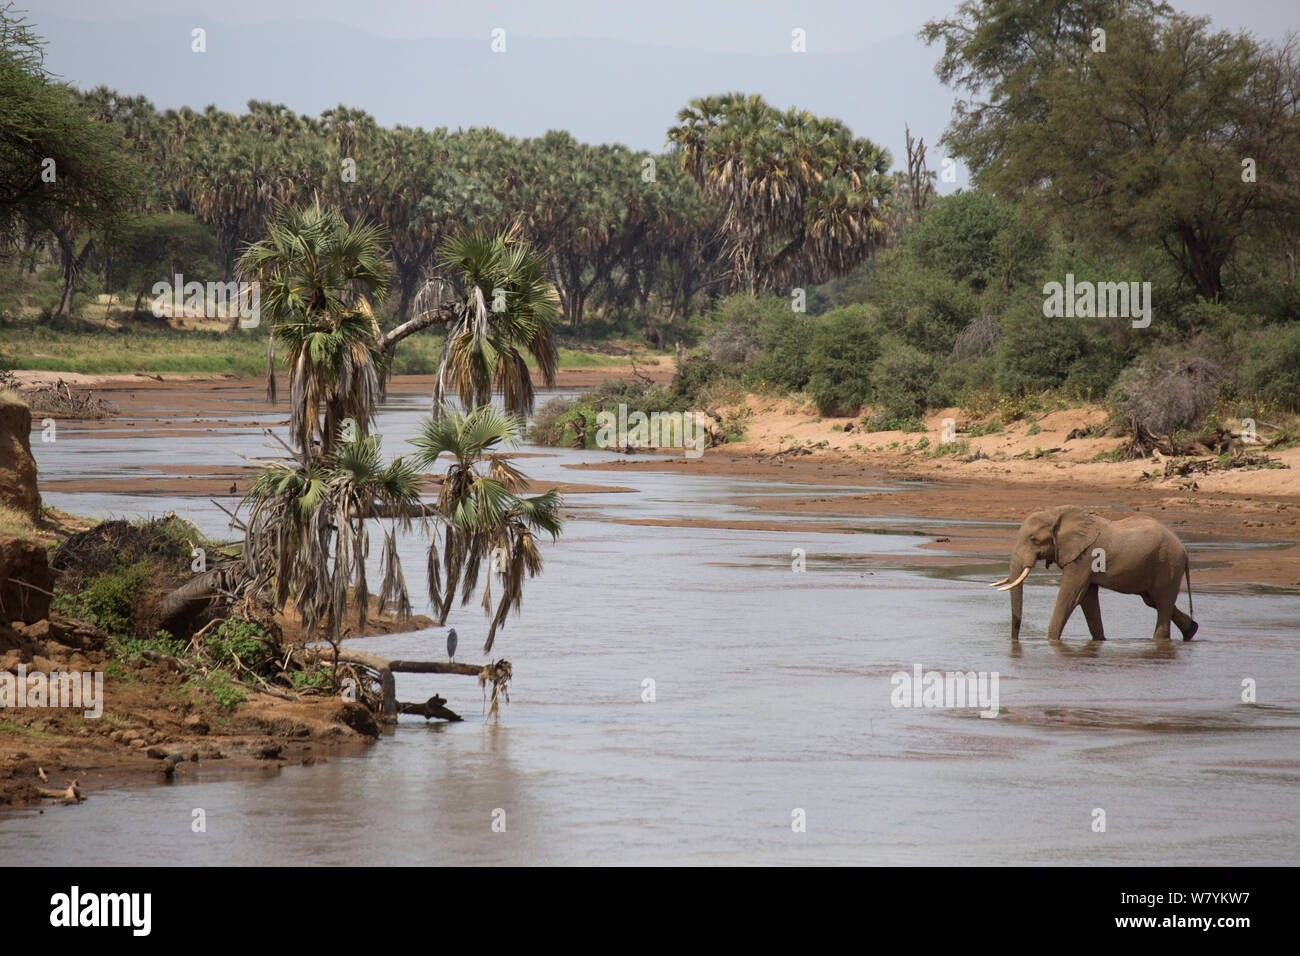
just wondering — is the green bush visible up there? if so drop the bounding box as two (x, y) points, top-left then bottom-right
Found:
(750, 310), (815, 390)
(932, 355), (997, 407)
(1237, 325), (1300, 411)
(208, 618), (273, 672)
(529, 394), (585, 446)
(201, 670), (247, 711)
(995, 299), (1087, 394)
(870, 339), (936, 421)
(1062, 321), (1134, 399)
(911, 191), (1044, 293)
(868, 249), (979, 354)
(670, 356), (726, 402)
(686, 294), (789, 350)
(806, 306), (882, 415)
(531, 378), (685, 448)
(58, 562), (151, 637)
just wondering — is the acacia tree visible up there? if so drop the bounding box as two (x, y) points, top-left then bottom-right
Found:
(921, 1), (1300, 301)
(0, 6), (142, 316)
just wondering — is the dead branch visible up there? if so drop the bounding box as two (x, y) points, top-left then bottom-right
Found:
(397, 695), (463, 721)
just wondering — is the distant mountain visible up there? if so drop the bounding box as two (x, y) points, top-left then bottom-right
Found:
(37, 14), (968, 188)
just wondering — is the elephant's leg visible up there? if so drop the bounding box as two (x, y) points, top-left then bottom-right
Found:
(1171, 605), (1197, 640)
(1047, 568), (1091, 641)
(1152, 600), (1173, 641)
(1147, 586), (1196, 641)
(1140, 592), (1173, 640)
(1080, 583), (1105, 641)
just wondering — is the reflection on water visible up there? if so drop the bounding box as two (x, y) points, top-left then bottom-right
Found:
(6, 392), (1299, 864)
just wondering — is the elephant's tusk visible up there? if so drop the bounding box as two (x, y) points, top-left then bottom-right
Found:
(989, 577), (1009, 587)
(995, 567), (1031, 591)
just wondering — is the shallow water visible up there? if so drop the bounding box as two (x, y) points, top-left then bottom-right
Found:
(5, 391), (1299, 864)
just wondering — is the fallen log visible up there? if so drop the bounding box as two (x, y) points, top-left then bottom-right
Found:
(294, 647), (511, 722)
(37, 780), (83, 804)
(398, 695), (463, 722)
(388, 660), (496, 676)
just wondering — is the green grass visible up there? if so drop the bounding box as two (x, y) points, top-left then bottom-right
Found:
(185, 670), (247, 711)
(1091, 448), (1125, 463)
(0, 324), (641, 377)
(928, 440), (971, 458)
(0, 719), (59, 739)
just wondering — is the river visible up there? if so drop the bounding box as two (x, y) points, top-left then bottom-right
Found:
(4, 389), (1298, 864)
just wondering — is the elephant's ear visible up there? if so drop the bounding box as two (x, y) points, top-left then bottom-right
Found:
(1054, 508), (1102, 566)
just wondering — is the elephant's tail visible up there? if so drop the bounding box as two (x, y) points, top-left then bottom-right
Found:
(1184, 558), (1194, 618)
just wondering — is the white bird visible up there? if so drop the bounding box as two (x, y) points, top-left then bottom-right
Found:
(447, 628), (458, 663)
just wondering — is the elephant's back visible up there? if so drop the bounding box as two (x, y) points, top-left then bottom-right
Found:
(1110, 515), (1187, 554)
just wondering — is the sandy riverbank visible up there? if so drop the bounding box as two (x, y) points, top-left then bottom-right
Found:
(569, 396), (1300, 590)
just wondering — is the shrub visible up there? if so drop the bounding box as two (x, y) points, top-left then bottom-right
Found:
(1062, 325), (1133, 400)
(208, 618), (274, 673)
(870, 340), (936, 421)
(201, 670), (247, 711)
(670, 356), (726, 402)
(932, 355), (997, 407)
(995, 299), (1087, 394)
(529, 395), (580, 446)
(702, 319), (761, 367)
(1236, 325), (1300, 412)
(531, 379), (685, 448)
(868, 251), (979, 353)
(806, 306), (882, 415)
(911, 191), (1044, 293)
(687, 294), (789, 350)
(750, 310), (815, 390)
(1109, 353), (1225, 438)
(67, 562), (151, 637)
(951, 313), (1001, 360)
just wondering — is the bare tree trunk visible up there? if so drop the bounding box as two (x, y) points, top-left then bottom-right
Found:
(54, 234), (94, 320)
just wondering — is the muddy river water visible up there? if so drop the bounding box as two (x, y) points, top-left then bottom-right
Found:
(4, 391), (1298, 864)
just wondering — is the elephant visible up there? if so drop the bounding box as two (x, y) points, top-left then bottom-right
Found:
(991, 505), (1197, 642)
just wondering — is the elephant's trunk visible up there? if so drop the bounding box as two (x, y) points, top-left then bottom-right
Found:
(1007, 559), (1027, 641)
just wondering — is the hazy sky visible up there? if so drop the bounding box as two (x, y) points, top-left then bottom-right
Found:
(29, 0), (1300, 48)
(24, 1), (1300, 188)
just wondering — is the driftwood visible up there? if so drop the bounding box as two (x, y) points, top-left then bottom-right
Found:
(159, 566), (234, 629)
(1159, 453), (1285, 478)
(387, 660), (498, 677)
(398, 695), (463, 721)
(37, 780), (83, 804)
(295, 648), (511, 722)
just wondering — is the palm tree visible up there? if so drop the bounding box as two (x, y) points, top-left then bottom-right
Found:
(667, 92), (892, 293)
(241, 435), (419, 658)
(238, 201), (392, 459)
(378, 227), (559, 419)
(409, 404), (562, 652)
